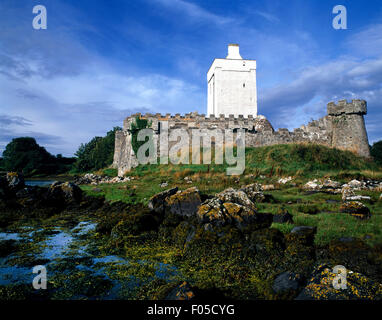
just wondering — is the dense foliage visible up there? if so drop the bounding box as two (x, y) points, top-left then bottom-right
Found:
(2, 137), (75, 176)
(371, 140), (382, 165)
(73, 127), (121, 173)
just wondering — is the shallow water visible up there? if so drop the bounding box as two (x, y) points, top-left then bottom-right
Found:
(0, 232), (21, 241)
(0, 220), (179, 299)
(25, 180), (55, 187)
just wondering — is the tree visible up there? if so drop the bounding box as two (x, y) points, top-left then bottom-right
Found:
(371, 140), (382, 165)
(2, 137), (62, 175)
(73, 127), (121, 173)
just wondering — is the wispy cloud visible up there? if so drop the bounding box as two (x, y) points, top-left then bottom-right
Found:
(152, 0), (234, 25)
(258, 23), (382, 143)
(253, 10), (280, 24)
(0, 115), (32, 127)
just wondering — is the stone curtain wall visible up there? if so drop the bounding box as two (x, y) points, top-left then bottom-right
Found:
(112, 100), (370, 176)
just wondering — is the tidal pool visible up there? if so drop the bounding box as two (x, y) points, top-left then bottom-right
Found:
(0, 220), (179, 299)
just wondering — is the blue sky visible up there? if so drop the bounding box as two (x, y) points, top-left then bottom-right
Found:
(1, 0), (382, 156)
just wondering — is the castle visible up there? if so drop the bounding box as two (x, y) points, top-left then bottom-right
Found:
(113, 45), (370, 176)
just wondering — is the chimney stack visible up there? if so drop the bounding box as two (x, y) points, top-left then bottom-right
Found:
(226, 44), (242, 59)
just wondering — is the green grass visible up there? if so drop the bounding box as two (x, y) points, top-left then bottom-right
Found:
(80, 144), (382, 246)
(263, 188), (382, 246)
(128, 144), (381, 179)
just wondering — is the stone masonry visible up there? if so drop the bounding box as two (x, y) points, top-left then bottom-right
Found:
(113, 99), (370, 176)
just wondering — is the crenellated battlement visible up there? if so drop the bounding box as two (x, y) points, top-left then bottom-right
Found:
(127, 112), (260, 121)
(327, 99), (367, 116)
(123, 112), (274, 132)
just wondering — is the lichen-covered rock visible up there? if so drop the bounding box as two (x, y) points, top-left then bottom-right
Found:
(216, 187), (256, 209)
(341, 186), (371, 203)
(339, 201), (371, 219)
(197, 197), (272, 231)
(148, 187), (178, 213)
(303, 179), (321, 191)
(239, 183), (265, 203)
(348, 179), (364, 189)
(165, 281), (195, 300)
(322, 179), (341, 189)
(165, 187), (201, 217)
(47, 181), (82, 204)
(6, 172), (25, 192)
(296, 264), (382, 300)
(278, 177), (293, 184)
(341, 186), (356, 201)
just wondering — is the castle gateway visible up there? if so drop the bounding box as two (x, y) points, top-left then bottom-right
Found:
(113, 45), (370, 176)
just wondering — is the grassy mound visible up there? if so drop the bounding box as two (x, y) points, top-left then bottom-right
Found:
(245, 144), (379, 176)
(127, 143), (380, 178)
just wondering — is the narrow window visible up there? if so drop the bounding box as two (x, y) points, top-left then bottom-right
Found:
(243, 83), (245, 88)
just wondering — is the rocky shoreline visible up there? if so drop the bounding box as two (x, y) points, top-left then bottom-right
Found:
(1, 172), (382, 300)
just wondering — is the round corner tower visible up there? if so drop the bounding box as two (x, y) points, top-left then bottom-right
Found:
(327, 99), (370, 157)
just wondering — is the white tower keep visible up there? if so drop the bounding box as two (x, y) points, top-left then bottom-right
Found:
(207, 44), (257, 117)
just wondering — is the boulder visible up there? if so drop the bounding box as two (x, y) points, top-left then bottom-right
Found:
(196, 186), (272, 231)
(345, 195), (372, 202)
(216, 187), (256, 209)
(165, 281), (195, 300)
(341, 186), (371, 202)
(322, 179), (341, 189)
(278, 177), (292, 184)
(47, 181), (82, 204)
(239, 183), (265, 203)
(197, 197), (272, 231)
(348, 179), (364, 189)
(339, 201), (371, 219)
(341, 186), (356, 201)
(296, 264), (382, 300)
(165, 187), (202, 217)
(303, 179), (321, 191)
(148, 187), (178, 213)
(273, 271), (304, 294)
(6, 172), (25, 192)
